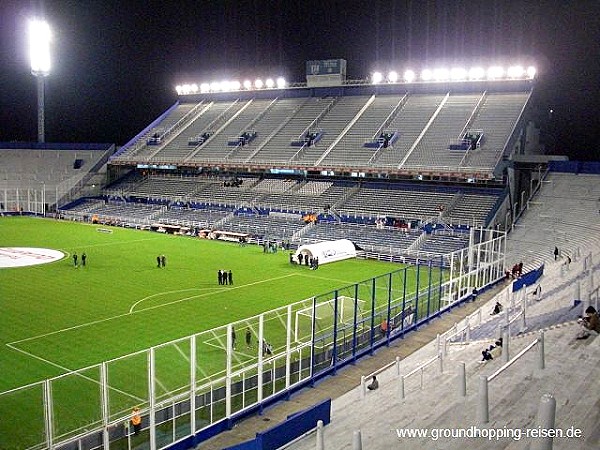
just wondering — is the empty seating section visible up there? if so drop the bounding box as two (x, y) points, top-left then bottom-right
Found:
(445, 193), (499, 226)
(218, 214), (306, 240)
(188, 99), (274, 162)
(403, 94), (482, 169)
(339, 186), (456, 222)
(461, 92), (530, 168)
(249, 97), (336, 164)
(0, 149), (103, 187)
(112, 103), (199, 161)
(155, 208), (230, 228)
(320, 95), (406, 167)
(374, 94), (446, 167)
(417, 232), (470, 254)
(227, 98), (307, 163)
(254, 182), (350, 214)
(301, 222), (421, 254)
(126, 176), (199, 200)
(151, 100), (243, 162)
(294, 96), (371, 165)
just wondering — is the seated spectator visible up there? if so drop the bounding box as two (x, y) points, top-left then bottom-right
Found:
(379, 319), (389, 336)
(367, 375), (379, 391)
(577, 306), (600, 339)
(481, 349), (493, 361)
(491, 301), (503, 315)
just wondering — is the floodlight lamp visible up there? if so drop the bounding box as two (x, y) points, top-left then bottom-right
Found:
(468, 67), (485, 80)
(404, 70), (416, 82)
(450, 68), (467, 80)
(175, 85), (183, 95)
(387, 71), (398, 83)
(200, 83), (210, 93)
(507, 66), (524, 78)
(434, 68), (449, 81)
(29, 19), (51, 76)
(190, 83), (198, 93)
(371, 71), (383, 84)
(421, 69), (433, 81)
(230, 80), (241, 91)
(255, 79), (264, 89)
(487, 66), (504, 79)
(276, 77), (286, 88)
(526, 66), (536, 79)
(210, 81), (221, 92)
(265, 78), (275, 88)
(243, 80), (252, 90)
(220, 80), (231, 92)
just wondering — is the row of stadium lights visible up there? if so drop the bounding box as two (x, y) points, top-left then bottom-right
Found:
(176, 77), (287, 95)
(372, 65), (537, 84)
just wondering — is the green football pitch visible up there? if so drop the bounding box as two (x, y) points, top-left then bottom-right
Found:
(0, 216), (419, 393)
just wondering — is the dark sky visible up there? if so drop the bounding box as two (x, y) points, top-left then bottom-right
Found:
(1, 0), (599, 160)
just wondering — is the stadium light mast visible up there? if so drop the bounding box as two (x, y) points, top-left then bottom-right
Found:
(29, 18), (51, 143)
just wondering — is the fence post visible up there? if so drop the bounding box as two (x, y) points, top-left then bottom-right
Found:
(360, 376), (366, 399)
(316, 419), (324, 450)
(538, 331), (545, 370)
(457, 362), (466, 397)
(353, 430), (363, 450)
(478, 375), (489, 424)
(520, 308), (527, 334)
(399, 376), (405, 400)
(502, 328), (510, 363)
(575, 281), (581, 304)
(530, 394), (556, 450)
(395, 356), (401, 376)
(504, 303), (510, 326)
(436, 333), (441, 354)
(438, 351), (444, 374)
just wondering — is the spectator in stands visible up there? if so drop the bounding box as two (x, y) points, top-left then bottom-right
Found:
(481, 349), (493, 361)
(554, 246), (559, 260)
(491, 302), (503, 315)
(367, 375), (379, 390)
(517, 262), (523, 277)
(380, 319), (389, 337)
(580, 306), (600, 334)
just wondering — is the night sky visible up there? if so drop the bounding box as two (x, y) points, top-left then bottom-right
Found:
(1, 0), (599, 161)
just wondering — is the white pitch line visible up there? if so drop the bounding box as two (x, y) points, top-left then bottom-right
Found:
(129, 273), (299, 313)
(5, 343), (145, 402)
(9, 273), (299, 346)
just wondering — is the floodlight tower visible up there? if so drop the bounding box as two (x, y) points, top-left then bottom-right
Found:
(29, 18), (51, 143)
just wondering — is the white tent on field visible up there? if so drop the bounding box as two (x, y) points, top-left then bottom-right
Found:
(294, 239), (357, 265)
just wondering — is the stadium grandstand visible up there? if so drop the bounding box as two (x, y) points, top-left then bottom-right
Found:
(2, 60), (599, 450)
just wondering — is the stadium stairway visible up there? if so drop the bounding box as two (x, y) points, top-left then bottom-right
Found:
(195, 284), (507, 449)
(284, 320), (599, 450)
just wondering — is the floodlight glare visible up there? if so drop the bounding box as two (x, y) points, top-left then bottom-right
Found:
(200, 83), (210, 93)
(507, 66), (524, 78)
(190, 83), (198, 93)
(230, 80), (241, 91)
(29, 19), (51, 76)
(404, 70), (416, 82)
(526, 66), (536, 79)
(388, 71), (398, 83)
(421, 69), (433, 81)
(434, 68), (449, 81)
(450, 68), (467, 80)
(371, 71), (383, 84)
(243, 80), (252, 90)
(487, 66), (504, 79)
(276, 77), (286, 88)
(210, 81), (221, 92)
(265, 78), (275, 88)
(175, 85), (183, 95)
(254, 79), (264, 89)
(220, 80), (231, 92)
(468, 67), (485, 80)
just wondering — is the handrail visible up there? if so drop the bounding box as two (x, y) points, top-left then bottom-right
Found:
(488, 336), (538, 382)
